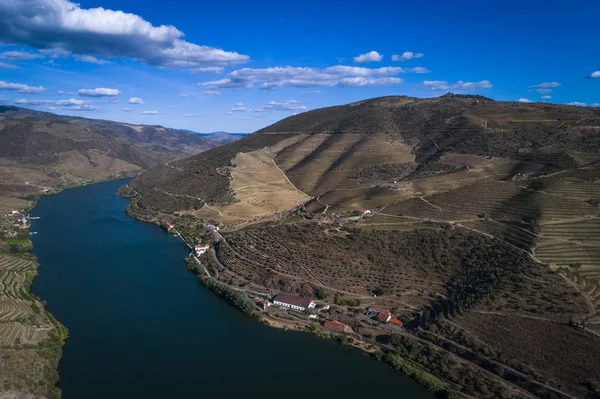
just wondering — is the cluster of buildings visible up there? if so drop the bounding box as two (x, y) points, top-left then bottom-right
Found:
(265, 293), (403, 336)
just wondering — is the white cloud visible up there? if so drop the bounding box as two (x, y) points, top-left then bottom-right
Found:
(0, 81), (46, 94)
(529, 82), (561, 89)
(228, 100), (308, 113)
(255, 100), (308, 112)
(518, 98), (533, 103)
(324, 66), (403, 76)
(56, 98), (84, 106)
(123, 108), (132, 112)
(391, 51), (424, 61)
(0, 51), (44, 60)
(15, 97), (96, 110)
(203, 90), (220, 95)
(302, 90), (321, 94)
(338, 77), (403, 87)
(128, 97), (145, 104)
(15, 99), (54, 105)
(190, 67), (224, 74)
(591, 71), (600, 78)
(541, 95), (552, 99)
(423, 80), (492, 91)
(529, 81), (561, 94)
(179, 92), (189, 97)
(0, 0), (249, 69)
(353, 51), (383, 63)
(78, 88), (121, 97)
(57, 90), (74, 95)
(199, 65), (413, 90)
(141, 110), (159, 114)
(74, 55), (110, 64)
(180, 113), (209, 117)
(0, 62), (18, 70)
(56, 98), (97, 110)
(590, 103), (600, 107)
(567, 102), (586, 106)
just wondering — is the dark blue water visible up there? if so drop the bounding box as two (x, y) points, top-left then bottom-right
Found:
(29, 179), (433, 398)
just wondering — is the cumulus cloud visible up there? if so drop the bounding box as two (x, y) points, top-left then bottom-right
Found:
(74, 55), (110, 64)
(391, 51), (424, 61)
(529, 81), (560, 94)
(199, 65), (415, 90)
(78, 88), (121, 97)
(0, 62), (18, 70)
(591, 71), (600, 78)
(353, 51), (383, 63)
(0, 51), (44, 60)
(123, 108), (132, 112)
(141, 110), (159, 114)
(518, 98), (533, 103)
(567, 102), (586, 106)
(0, 80), (45, 93)
(541, 95), (552, 99)
(180, 113), (209, 117)
(422, 80), (492, 91)
(302, 90), (321, 94)
(191, 67), (225, 74)
(203, 90), (220, 95)
(128, 97), (145, 104)
(0, 0), (249, 69)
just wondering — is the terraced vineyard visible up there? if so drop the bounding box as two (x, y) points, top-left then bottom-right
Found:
(0, 254), (53, 346)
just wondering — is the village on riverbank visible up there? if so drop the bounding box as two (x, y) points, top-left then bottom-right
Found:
(162, 218), (413, 349)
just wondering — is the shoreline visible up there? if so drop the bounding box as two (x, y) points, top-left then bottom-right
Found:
(0, 175), (135, 399)
(134, 203), (457, 398)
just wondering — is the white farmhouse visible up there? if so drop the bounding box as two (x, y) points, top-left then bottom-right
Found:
(194, 244), (210, 256)
(272, 293), (316, 312)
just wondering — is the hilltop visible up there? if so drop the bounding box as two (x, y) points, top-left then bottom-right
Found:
(0, 106), (223, 198)
(130, 94), (600, 214)
(126, 94), (600, 399)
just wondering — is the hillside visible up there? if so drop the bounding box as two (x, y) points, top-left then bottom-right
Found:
(0, 106), (221, 197)
(127, 94), (600, 398)
(130, 94), (600, 215)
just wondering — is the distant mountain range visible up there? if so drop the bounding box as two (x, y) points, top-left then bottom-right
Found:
(188, 131), (247, 144)
(0, 106), (226, 197)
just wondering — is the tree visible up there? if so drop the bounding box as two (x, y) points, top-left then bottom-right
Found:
(315, 287), (327, 300)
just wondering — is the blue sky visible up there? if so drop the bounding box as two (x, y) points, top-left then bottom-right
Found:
(0, 0), (598, 132)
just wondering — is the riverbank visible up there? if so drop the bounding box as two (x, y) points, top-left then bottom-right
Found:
(0, 175), (137, 398)
(150, 214), (457, 398)
(0, 197), (66, 399)
(29, 179), (434, 399)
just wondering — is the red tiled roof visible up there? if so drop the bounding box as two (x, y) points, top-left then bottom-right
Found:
(369, 306), (390, 314)
(389, 318), (403, 326)
(324, 320), (348, 330)
(377, 311), (391, 322)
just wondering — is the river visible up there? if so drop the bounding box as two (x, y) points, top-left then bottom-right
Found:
(29, 179), (434, 398)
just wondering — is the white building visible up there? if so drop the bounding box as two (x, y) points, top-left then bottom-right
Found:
(272, 293), (316, 312)
(194, 244), (210, 256)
